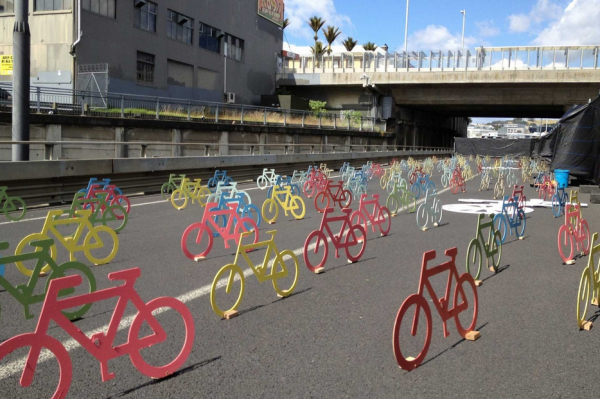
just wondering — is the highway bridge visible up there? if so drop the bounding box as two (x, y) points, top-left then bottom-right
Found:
(0, 161), (598, 398)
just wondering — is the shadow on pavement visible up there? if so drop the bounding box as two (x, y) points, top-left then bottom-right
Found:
(237, 287), (313, 317)
(323, 257), (377, 274)
(106, 356), (222, 398)
(481, 265), (511, 283)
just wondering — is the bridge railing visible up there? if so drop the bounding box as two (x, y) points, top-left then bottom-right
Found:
(0, 83), (387, 133)
(0, 140), (451, 161)
(279, 45), (600, 74)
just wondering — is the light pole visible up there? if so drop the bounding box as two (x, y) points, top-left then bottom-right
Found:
(460, 10), (466, 63)
(404, 0), (409, 68)
(13, 0), (30, 161)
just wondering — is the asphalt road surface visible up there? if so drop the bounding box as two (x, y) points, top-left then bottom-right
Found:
(0, 166), (599, 399)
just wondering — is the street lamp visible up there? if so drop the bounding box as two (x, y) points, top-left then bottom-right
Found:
(217, 32), (226, 98)
(404, 0), (410, 68)
(460, 10), (466, 56)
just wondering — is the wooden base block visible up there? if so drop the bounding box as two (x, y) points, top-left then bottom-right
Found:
(223, 310), (239, 320)
(268, 221), (275, 225)
(194, 256), (206, 262)
(581, 321), (593, 330)
(422, 227), (428, 232)
(592, 298), (599, 306)
(489, 267), (496, 272)
(314, 267), (325, 274)
(392, 214), (398, 218)
(518, 236), (524, 240)
(566, 259), (576, 265)
(465, 330), (481, 341)
(348, 259), (354, 264)
(406, 356), (415, 361)
(434, 222), (439, 227)
(474, 280), (483, 287)
(39, 272), (48, 277)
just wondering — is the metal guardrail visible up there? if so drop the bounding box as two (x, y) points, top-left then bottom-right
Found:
(0, 140), (451, 160)
(0, 83), (387, 133)
(280, 45), (600, 74)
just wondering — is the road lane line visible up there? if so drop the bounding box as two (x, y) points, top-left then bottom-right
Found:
(0, 171), (473, 379)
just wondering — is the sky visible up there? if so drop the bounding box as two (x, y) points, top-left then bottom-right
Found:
(282, 0), (600, 123)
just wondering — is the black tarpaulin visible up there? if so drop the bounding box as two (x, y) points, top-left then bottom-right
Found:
(455, 137), (536, 157)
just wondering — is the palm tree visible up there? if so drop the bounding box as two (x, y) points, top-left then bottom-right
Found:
(322, 25), (342, 55)
(310, 41), (326, 67)
(363, 42), (378, 51)
(342, 37), (358, 52)
(307, 16), (326, 45)
(282, 18), (290, 30)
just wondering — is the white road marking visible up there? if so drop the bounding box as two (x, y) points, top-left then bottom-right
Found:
(0, 168), (470, 379)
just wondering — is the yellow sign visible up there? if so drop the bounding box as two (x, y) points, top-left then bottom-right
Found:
(0, 55), (12, 75)
(258, 0), (284, 27)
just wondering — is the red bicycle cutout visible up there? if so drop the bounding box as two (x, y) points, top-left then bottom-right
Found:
(510, 185), (527, 214)
(449, 167), (466, 194)
(558, 203), (591, 264)
(393, 247), (479, 370)
(85, 183), (131, 220)
(350, 194), (392, 237)
(302, 168), (327, 198)
(314, 180), (352, 212)
(303, 208), (367, 273)
(409, 167), (424, 185)
(371, 163), (384, 178)
(181, 202), (259, 261)
(0, 267), (195, 398)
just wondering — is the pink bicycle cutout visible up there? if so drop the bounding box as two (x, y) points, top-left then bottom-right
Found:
(181, 202), (259, 261)
(393, 247), (479, 370)
(85, 183), (131, 220)
(558, 203), (591, 264)
(303, 208), (367, 273)
(314, 180), (352, 212)
(509, 185), (527, 217)
(350, 194), (392, 237)
(302, 168), (327, 198)
(0, 267), (195, 398)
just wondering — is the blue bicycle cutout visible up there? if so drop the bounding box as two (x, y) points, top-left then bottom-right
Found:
(551, 186), (568, 218)
(493, 195), (526, 243)
(411, 174), (435, 200)
(208, 170), (233, 193)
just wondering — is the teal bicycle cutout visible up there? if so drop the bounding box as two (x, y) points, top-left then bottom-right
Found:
(466, 214), (502, 282)
(416, 189), (442, 230)
(493, 195), (526, 243)
(0, 186), (26, 221)
(0, 238), (96, 323)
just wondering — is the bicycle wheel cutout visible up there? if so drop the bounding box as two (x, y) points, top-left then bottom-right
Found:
(210, 264), (245, 317)
(392, 294), (432, 371)
(272, 250), (299, 296)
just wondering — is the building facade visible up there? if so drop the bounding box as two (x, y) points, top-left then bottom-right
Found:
(0, 0), (283, 104)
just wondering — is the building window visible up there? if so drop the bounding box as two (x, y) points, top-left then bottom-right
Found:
(167, 10), (193, 45)
(137, 51), (155, 84)
(224, 34), (244, 62)
(198, 22), (221, 54)
(82, 0), (116, 18)
(35, 0), (71, 11)
(134, 0), (156, 32)
(0, 0), (13, 13)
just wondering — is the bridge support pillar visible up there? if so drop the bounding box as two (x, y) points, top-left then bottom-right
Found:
(45, 124), (61, 159)
(115, 127), (127, 158)
(291, 134), (299, 154)
(259, 133), (267, 155)
(219, 131), (229, 155)
(321, 135), (328, 153)
(382, 138), (388, 151)
(171, 129), (182, 157)
(345, 136), (351, 152)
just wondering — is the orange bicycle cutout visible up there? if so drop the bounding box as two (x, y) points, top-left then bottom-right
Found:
(558, 203), (590, 264)
(210, 230), (299, 318)
(314, 180), (352, 212)
(393, 247), (479, 370)
(303, 208), (367, 273)
(15, 209), (119, 275)
(0, 267), (195, 398)
(350, 194), (392, 237)
(181, 202), (259, 261)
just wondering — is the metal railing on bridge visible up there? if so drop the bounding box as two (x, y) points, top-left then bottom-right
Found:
(0, 83), (387, 133)
(279, 45), (600, 74)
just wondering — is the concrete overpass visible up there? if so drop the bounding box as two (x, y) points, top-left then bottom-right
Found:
(277, 45), (600, 118)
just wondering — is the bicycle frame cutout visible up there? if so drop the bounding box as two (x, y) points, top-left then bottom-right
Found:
(0, 186), (27, 221)
(466, 214), (502, 281)
(558, 203), (590, 264)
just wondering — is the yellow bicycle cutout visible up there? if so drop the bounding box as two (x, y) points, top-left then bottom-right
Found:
(210, 230), (299, 318)
(15, 209), (119, 275)
(170, 178), (211, 210)
(261, 186), (306, 224)
(577, 232), (600, 330)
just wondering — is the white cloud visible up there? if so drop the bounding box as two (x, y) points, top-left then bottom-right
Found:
(476, 20), (500, 37)
(284, 0), (352, 44)
(400, 25), (478, 52)
(533, 0), (600, 45)
(508, 14), (531, 33)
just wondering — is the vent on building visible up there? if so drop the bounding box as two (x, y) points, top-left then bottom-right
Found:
(226, 92), (236, 104)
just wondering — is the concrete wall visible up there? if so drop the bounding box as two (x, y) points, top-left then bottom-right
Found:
(76, 0), (282, 105)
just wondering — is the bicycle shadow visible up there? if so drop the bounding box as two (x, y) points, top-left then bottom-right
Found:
(105, 356), (222, 398)
(404, 322), (489, 373)
(500, 236), (526, 247)
(480, 265), (511, 283)
(322, 257), (377, 274)
(236, 287), (313, 317)
(563, 253), (586, 265)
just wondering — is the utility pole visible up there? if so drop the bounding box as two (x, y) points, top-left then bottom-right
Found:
(13, 0), (30, 161)
(460, 10), (466, 64)
(404, 0), (409, 68)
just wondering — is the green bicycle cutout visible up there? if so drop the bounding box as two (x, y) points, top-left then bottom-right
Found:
(0, 238), (96, 323)
(210, 230), (299, 318)
(386, 180), (417, 216)
(466, 214), (502, 283)
(170, 178), (212, 210)
(15, 209), (119, 275)
(0, 186), (27, 221)
(161, 174), (186, 200)
(67, 192), (128, 233)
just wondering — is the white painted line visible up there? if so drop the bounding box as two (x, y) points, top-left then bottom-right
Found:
(0, 216), (47, 226)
